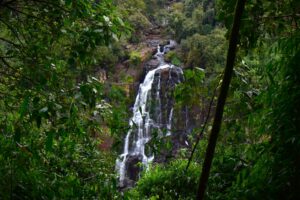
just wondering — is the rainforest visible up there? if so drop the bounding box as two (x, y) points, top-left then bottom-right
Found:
(0, 0), (299, 199)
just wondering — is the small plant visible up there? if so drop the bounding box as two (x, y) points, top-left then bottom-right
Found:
(129, 51), (142, 67)
(165, 51), (182, 66)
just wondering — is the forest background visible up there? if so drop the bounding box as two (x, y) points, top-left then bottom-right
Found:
(0, 0), (299, 199)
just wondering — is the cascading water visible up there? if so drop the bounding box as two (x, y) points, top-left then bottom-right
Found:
(116, 41), (183, 187)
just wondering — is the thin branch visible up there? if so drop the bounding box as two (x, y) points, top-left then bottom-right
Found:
(0, 57), (36, 84)
(0, 0), (17, 8)
(29, 0), (70, 13)
(0, 89), (17, 99)
(0, 69), (20, 80)
(260, 13), (300, 20)
(0, 18), (26, 47)
(242, 14), (300, 21)
(1, 0), (18, 6)
(0, 37), (21, 48)
(185, 86), (218, 172)
(1, 57), (19, 73)
(0, 55), (14, 58)
(15, 13), (30, 45)
(4, 4), (49, 24)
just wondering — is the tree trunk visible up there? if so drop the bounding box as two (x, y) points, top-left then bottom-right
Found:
(196, 0), (247, 199)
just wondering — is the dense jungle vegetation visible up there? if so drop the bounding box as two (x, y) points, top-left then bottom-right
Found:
(0, 0), (299, 199)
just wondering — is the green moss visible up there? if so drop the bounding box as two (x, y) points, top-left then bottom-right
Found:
(129, 51), (142, 67)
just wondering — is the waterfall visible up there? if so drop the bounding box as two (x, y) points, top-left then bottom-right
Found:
(116, 41), (183, 187)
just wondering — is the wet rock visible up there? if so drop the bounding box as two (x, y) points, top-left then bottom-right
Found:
(164, 40), (177, 53)
(160, 40), (170, 47)
(157, 67), (170, 78)
(151, 67), (184, 133)
(119, 177), (135, 190)
(159, 45), (164, 53)
(147, 26), (161, 35)
(126, 154), (143, 182)
(147, 39), (160, 48)
(155, 67), (183, 84)
(145, 59), (160, 71)
(167, 40), (177, 49)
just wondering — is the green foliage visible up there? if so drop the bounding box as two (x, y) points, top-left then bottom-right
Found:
(128, 13), (152, 31)
(146, 132), (173, 158)
(0, 77), (122, 199)
(114, 0), (151, 43)
(175, 69), (206, 108)
(106, 85), (130, 139)
(0, 0), (129, 198)
(95, 42), (128, 71)
(126, 160), (200, 200)
(212, 0), (300, 199)
(129, 51), (142, 67)
(0, 0), (298, 199)
(226, 32), (300, 200)
(164, 50), (182, 66)
(164, 0), (217, 41)
(180, 28), (226, 70)
(167, 1), (299, 199)
(153, 0), (225, 76)
(127, 12), (151, 43)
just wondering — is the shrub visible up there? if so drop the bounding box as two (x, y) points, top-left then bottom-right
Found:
(129, 51), (142, 67)
(126, 159), (200, 199)
(165, 51), (182, 66)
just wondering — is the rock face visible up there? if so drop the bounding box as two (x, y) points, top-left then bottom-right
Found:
(150, 66), (184, 129)
(145, 59), (160, 71)
(160, 40), (177, 53)
(150, 66), (190, 163)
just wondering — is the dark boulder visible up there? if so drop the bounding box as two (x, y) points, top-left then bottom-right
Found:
(126, 154), (143, 182)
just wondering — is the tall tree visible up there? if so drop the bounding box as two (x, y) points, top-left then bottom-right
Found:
(196, 0), (246, 199)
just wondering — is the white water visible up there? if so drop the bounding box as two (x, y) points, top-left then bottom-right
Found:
(116, 41), (182, 186)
